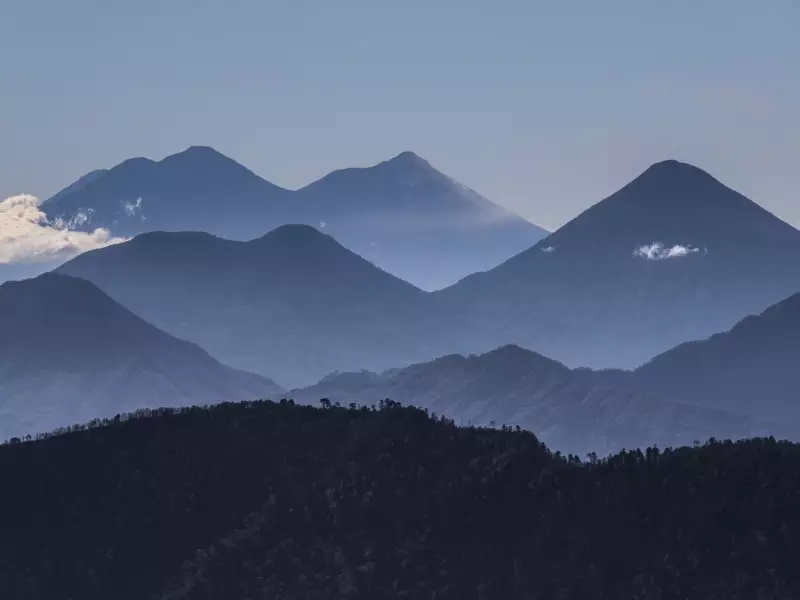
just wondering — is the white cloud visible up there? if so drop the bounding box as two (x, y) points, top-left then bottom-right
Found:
(540, 245), (555, 253)
(0, 194), (127, 264)
(633, 242), (701, 260)
(122, 197), (143, 217)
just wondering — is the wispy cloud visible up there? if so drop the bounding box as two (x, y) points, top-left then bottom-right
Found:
(633, 242), (701, 260)
(0, 194), (127, 264)
(122, 197), (143, 217)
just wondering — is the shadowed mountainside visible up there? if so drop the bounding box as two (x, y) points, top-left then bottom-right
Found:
(43, 147), (546, 289)
(634, 290), (800, 422)
(436, 159), (800, 368)
(0, 273), (281, 439)
(56, 225), (476, 387)
(293, 344), (790, 456)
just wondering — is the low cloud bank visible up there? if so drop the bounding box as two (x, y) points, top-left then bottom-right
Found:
(0, 194), (127, 264)
(633, 242), (701, 261)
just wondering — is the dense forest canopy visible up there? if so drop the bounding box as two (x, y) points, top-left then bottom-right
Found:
(1, 400), (798, 600)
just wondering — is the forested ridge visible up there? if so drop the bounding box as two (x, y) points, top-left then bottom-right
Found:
(1, 400), (799, 600)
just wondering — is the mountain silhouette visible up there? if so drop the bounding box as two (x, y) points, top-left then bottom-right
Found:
(45, 168), (108, 205)
(0, 273), (282, 439)
(4, 401), (799, 599)
(56, 225), (469, 387)
(634, 291), (800, 422)
(43, 147), (546, 289)
(293, 150), (547, 289)
(436, 160), (800, 368)
(293, 344), (782, 456)
(43, 146), (291, 241)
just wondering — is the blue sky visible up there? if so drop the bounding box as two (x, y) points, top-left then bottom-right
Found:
(1, 0), (798, 230)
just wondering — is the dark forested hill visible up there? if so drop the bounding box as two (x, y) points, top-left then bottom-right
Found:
(436, 160), (800, 368)
(0, 401), (798, 600)
(0, 274), (281, 439)
(293, 345), (788, 456)
(56, 225), (472, 387)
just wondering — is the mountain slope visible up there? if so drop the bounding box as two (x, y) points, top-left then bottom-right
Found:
(2, 401), (798, 600)
(44, 148), (546, 289)
(43, 146), (292, 240)
(292, 345), (783, 456)
(437, 160), (800, 368)
(634, 291), (800, 422)
(0, 273), (281, 438)
(56, 225), (470, 387)
(45, 168), (108, 205)
(293, 151), (547, 289)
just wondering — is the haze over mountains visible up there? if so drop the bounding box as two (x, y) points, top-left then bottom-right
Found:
(0, 273), (281, 440)
(437, 159), (800, 369)
(634, 292), (800, 422)
(43, 146), (547, 290)
(4, 152), (800, 454)
(57, 225), (474, 388)
(293, 344), (786, 456)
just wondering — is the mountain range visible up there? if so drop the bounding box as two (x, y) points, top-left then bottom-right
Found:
(292, 344), (786, 456)
(633, 291), (800, 422)
(5, 154), (800, 452)
(436, 159), (800, 369)
(0, 273), (282, 440)
(42, 146), (547, 289)
(56, 225), (474, 388)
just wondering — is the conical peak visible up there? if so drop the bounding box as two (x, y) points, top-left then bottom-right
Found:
(633, 159), (720, 189)
(158, 145), (232, 165)
(381, 150), (432, 171)
(254, 224), (334, 247)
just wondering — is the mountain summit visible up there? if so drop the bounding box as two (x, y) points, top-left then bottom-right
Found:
(44, 147), (546, 289)
(57, 225), (470, 387)
(43, 146), (291, 241)
(437, 160), (800, 368)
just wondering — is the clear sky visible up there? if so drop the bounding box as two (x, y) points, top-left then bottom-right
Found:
(2, 0), (798, 230)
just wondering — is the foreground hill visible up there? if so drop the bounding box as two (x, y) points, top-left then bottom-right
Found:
(0, 401), (798, 599)
(0, 274), (281, 439)
(43, 147), (546, 289)
(437, 159), (800, 368)
(57, 225), (469, 387)
(294, 345), (785, 456)
(634, 291), (800, 422)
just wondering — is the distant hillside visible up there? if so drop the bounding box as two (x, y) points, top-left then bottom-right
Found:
(437, 159), (800, 368)
(43, 147), (546, 289)
(0, 274), (281, 439)
(1, 401), (798, 599)
(43, 146), (292, 240)
(292, 151), (547, 289)
(634, 291), (800, 422)
(56, 225), (472, 387)
(293, 345), (786, 456)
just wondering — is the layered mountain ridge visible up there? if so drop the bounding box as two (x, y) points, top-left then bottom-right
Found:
(43, 147), (547, 289)
(0, 273), (282, 439)
(436, 159), (800, 368)
(56, 224), (475, 387)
